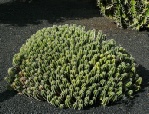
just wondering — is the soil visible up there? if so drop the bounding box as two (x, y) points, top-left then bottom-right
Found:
(0, 0), (149, 114)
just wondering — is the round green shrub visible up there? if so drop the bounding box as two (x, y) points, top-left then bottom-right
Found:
(5, 24), (142, 110)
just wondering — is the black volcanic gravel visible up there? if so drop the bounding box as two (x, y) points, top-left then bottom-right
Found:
(0, 0), (149, 114)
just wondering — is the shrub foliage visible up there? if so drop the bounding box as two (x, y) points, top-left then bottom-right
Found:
(97, 0), (149, 30)
(5, 24), (142, 110)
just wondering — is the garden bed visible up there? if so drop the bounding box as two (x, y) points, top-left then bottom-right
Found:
(0, 0), (149, 113)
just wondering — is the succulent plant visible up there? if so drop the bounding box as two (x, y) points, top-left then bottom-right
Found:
(5, 24), (142, 110)
(97, 0), (149, 30)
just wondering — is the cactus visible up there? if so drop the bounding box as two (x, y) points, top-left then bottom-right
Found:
(97, 0), (149, 30)
(5, 24), (142, 110)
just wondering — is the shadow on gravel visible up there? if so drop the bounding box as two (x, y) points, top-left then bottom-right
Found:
(0, 90), (17, 103)
(0, 0), (100, 26)
(137, 64), (149, 91)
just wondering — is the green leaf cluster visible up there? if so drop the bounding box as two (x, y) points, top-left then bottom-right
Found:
(97, 0), (149, 30)
(5, 24), (142, 110)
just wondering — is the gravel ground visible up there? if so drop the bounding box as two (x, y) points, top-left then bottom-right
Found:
(0, 0), (149, 114)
